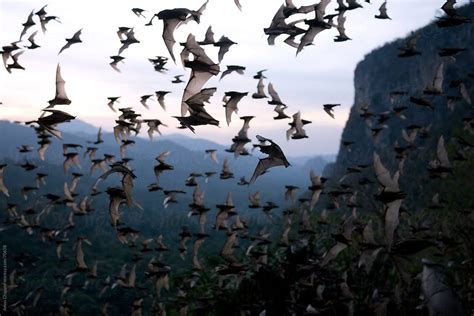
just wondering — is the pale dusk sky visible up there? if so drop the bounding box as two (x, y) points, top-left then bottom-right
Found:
(0, 0), (464, 155)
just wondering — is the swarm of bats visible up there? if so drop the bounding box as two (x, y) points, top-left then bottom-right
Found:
(0, 0), (473, 315)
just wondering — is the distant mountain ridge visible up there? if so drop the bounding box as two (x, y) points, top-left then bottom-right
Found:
(59, 119), (336, 165)
(5, 118), (333, 166)
(0, 119), (334, 211)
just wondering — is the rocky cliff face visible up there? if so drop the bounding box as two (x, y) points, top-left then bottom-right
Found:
(326, 4), (474, 208)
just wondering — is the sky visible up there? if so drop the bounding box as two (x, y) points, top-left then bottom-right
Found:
(0, 0), (466, 156)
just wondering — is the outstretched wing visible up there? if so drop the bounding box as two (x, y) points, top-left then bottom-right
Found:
(437, 135), (451, 168)
(47, 64), (71, 107)
(250, 157), (283, 184)
(224, 97), (238, 126)
(321, 242), (347, 266)
(385, 199), (402, 251)
(433, 62), (444, 93)
(0, 166), (9, 197)
(373, 153), (399, 191)
(180, 35), (219, 116)
(234, 0), (243, 11)
(268, 82), (284, 104)
(56, 64), (68, 100)
(161, 18), (182, 62)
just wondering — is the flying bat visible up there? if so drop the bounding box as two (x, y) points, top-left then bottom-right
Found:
(180, 34), (219, 116)
(323, 104), (340, 119)
(19, 10), (36, 40)
(250, 135), (290, 184)
(110, 55), (125, 73)
(375, 1), (391, 19)
(198, 26), (215, 45)
(174, 88), (219, 133)
(157, 1), (208, 63)
(58, 29), (83, 55)
(155, 91), (171, 110)
(26, 31), (40, 49)
(213, 36), (237, 63)
(234, 0), (243, 11)
(223, 91), (248, 126)
(220, 65), (245, 80)
(132, 8), (146, 18)
(334, 12), (351, 42)
(107, 97), (120, 112)
(252, 78), (267, 99)
(118, 28), (140, 55)
(267, 82), (285, 105)
(47, 64), (71, 107)
(296, 0), (332, 55)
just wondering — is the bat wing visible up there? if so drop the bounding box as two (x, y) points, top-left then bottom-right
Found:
(109, 196), (122, 227)
(38, 143), (49, 161)
(250, 157), (283, 184)
(268, 5), (286, 29)
(310, 170), (320, 185)
(71, 29), (83, 42)
(297, 25), (326, 55)
(324, 108), (335, 119)
(162, 19), (181, 62)
(156, 150), (171, 163)
(27, 30), (38, 43)
(234, 0), (242, 11)
(441, 0), (456, 16)
(268, 82), (283, 104)
(252, 78), (267, 98)
(437, 136), (451, 167)
(58, 41), (72, 55)
(157, 94), (168, 110)
(433, 62), (444, 93)
(225, 102), (237, 126)
(384, 199), (402, 251)
(337, 13), (347, 34)
(224, 97), (240, 126)
(221, 232), (237, 257)
(379, 2), (388, 16)
(180, 35), (219, 115)
(186, 87), (216, 106)
(193, 238), (205, 255)
(309, 189), (321, 210)
(321, 242), (347, 266)
(315, 0), (331, 20)
(20, 11), (35, 40)
(267, 34), (278, 45)
(75, 241), (88, 269)
(127, 264), (136, 287)
(373, 153), (399, 191)
(49, 64), (71, 106)
(218, 44), (231, 63)
(63, 157), (73, 173)
(181, 70), (214, 116)
(362, 220), (377, 245)
(286, 126), (295, 140)
(210, 151), (218, 164)
(459, 82), (471, 104)
(97, 127), (103, 143)
(0, 167), (9, 197)
(220, 68), (232, 80)
(284, 35), (299, 48)
(203, 25), (215, 43)
(183, 34), (217, 66)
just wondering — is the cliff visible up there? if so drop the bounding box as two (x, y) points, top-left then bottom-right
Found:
(326, 4), (474, 209)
